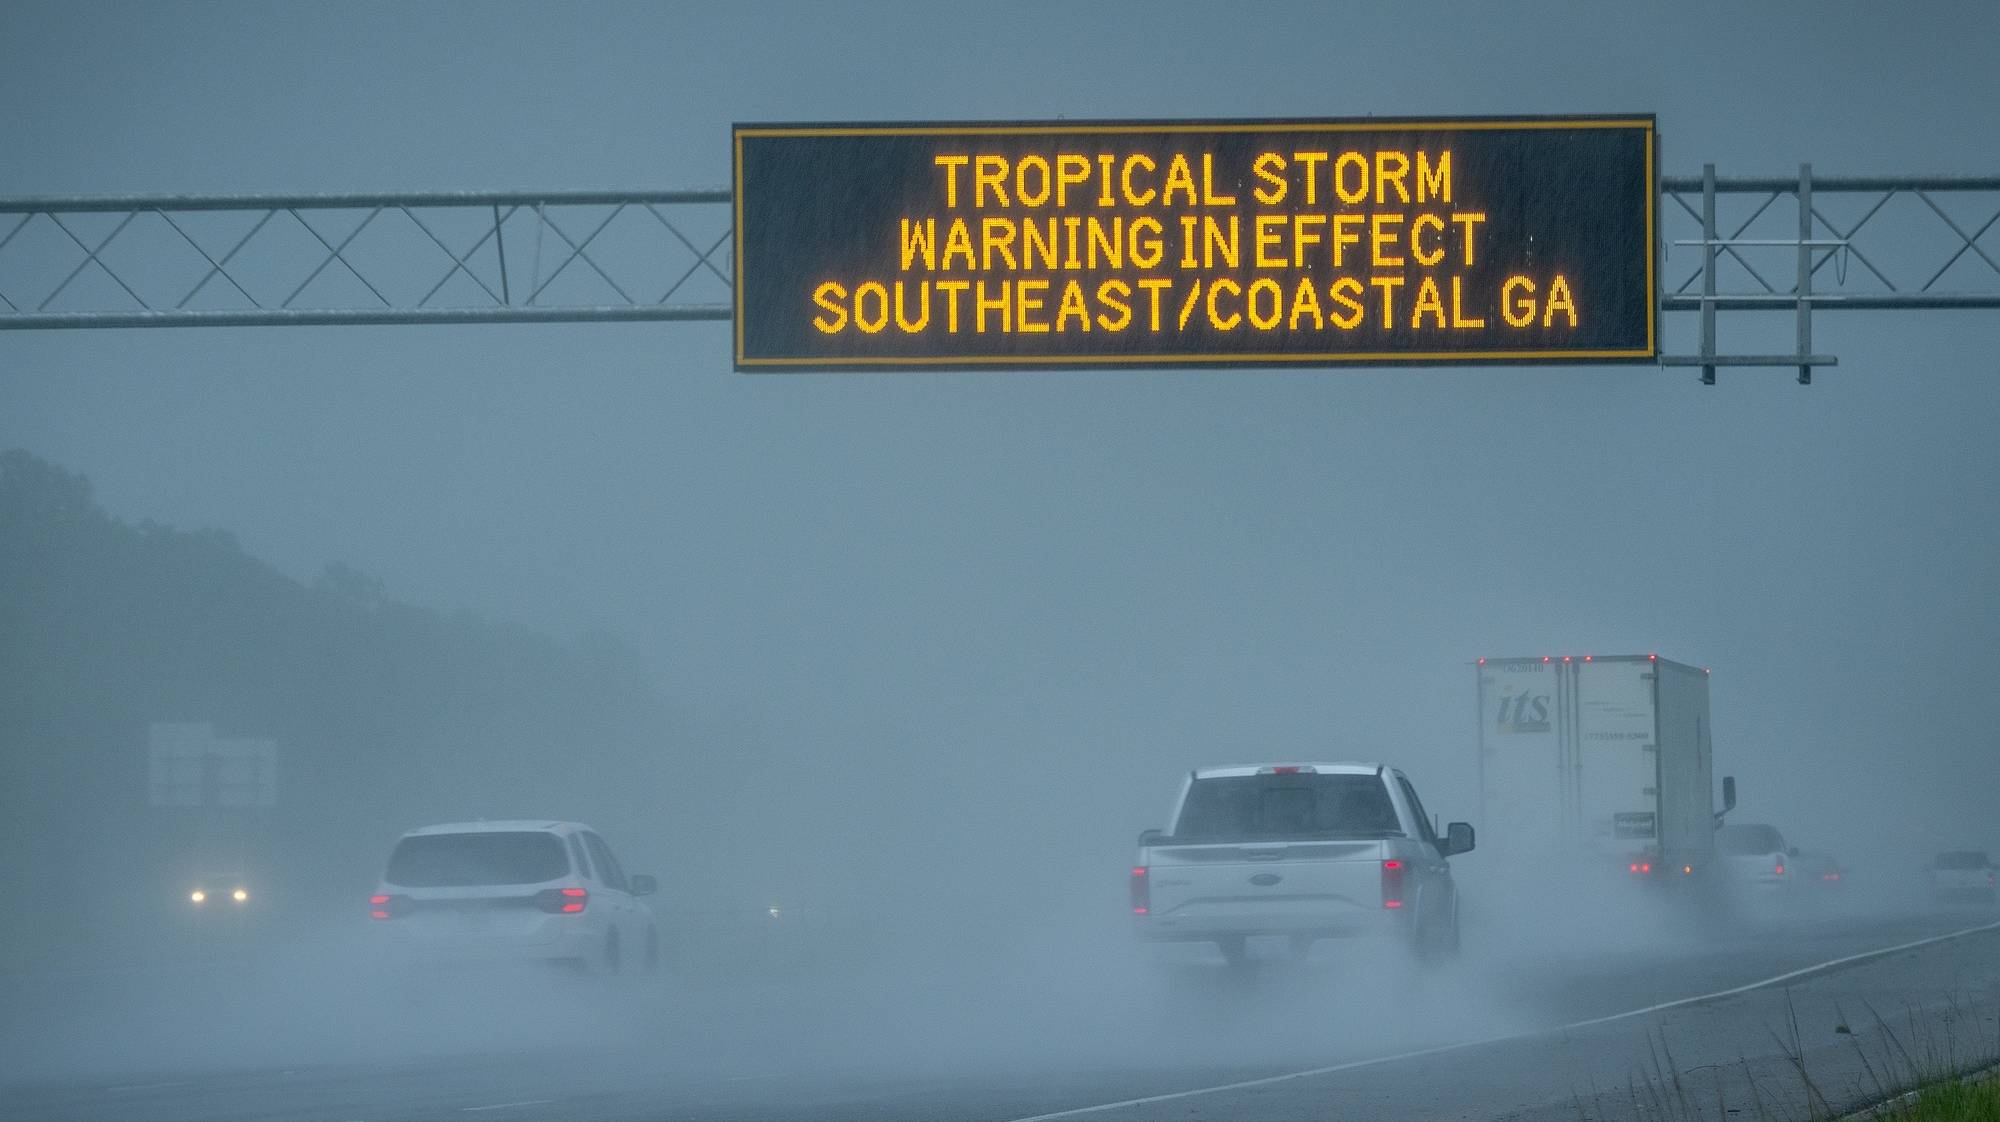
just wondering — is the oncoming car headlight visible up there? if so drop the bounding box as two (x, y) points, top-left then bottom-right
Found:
(190, 889), (207, 904)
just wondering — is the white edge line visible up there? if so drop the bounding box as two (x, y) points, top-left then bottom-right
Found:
(999, 919), (2000, 1122)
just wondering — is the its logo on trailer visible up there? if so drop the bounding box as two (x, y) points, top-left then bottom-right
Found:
(1496, 691), (1550, 734)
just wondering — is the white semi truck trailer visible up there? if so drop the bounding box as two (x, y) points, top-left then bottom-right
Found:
(1474, 654), (1736, 889)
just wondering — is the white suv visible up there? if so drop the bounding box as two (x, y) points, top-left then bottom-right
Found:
(369, 821), (658, 973)
(1930, 850), (1997, 906)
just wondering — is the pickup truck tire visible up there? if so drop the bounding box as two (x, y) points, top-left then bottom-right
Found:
(1416, 901), (1461, 966)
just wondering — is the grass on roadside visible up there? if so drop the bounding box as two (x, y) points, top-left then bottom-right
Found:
(1870, 1074), (2000, 1121)
(1570, 988), (2000, 1121)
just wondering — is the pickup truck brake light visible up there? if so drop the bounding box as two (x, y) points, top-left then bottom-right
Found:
(1381, 860), (1404, 909)
(534, 886), (588, 914)
(1130, 867), (1149, 915)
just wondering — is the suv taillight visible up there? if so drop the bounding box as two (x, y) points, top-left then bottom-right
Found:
(535, 886), (588, 914)
(1382, 860), (1404, 909)
(368, 893), (405, 920)
(1130, 867), (1149, 915)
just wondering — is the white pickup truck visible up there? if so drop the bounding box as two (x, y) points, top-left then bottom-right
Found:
(1131, 763), (1474, 966)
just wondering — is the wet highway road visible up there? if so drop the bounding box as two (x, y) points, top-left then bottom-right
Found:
(7, 907), (1999, 1122)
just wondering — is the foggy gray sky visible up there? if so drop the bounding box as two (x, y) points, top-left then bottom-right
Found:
(3, 0), (1999, 878)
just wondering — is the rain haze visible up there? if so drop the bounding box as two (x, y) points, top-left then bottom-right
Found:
(4, 3), (2000, 1120)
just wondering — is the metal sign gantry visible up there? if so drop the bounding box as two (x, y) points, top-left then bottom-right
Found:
(1, 170), (1995, 382)
(1661, 166), (2000, 382)
(0, 188), (734, 329)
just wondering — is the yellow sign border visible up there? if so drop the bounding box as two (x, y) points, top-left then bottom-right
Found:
(733, 117), (1658, 369)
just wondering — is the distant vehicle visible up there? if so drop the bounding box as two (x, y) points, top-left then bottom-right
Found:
(1132, 763), (1472, 966)
(1475, 655), (1736, 891)
(186, 872), (253, 910)
(1795, 851), (1847, 894)
(1714, 823), (1802, 904)
(369, 820), (659, 973)
(1929, 850), (1997, 906)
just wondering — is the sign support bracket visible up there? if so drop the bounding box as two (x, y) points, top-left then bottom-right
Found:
(1660, 163), (1839, 383)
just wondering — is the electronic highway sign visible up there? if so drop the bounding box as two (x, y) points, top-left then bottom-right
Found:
(733, 116), (1656, 370)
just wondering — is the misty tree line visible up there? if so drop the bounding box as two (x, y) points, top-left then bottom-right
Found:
(0, 449), (671, 960)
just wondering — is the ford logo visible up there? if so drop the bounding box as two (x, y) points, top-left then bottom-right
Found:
(1249, 873), (1282, 886)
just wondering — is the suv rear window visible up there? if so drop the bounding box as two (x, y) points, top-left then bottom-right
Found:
(1935, 851), (1992, 870)
(1173, 774), (1402, 842)
(1716, 824), (1784, 855)
(385, 831), (571, 887)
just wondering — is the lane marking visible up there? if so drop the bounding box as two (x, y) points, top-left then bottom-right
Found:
(1000, 919), (2000, 1122)
(460, 1101), (554, 1112)
(1561, 918), (2000, 1030)
(106, 1081), (188, 1092)
(722, 1073), (790, 1083)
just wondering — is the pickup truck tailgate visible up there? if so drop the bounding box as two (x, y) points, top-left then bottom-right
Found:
(1143, 841), (1387, 931)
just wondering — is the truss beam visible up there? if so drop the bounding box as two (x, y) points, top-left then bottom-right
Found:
(1, 176), (1994, 339)
(0, 189), (733, 330)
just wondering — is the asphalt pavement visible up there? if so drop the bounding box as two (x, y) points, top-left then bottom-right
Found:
(6, 903), (1999, 1121)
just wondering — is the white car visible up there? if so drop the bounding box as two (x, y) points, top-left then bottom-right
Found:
(1713, 823), (1802, 905)
(369, 821), (658, 972)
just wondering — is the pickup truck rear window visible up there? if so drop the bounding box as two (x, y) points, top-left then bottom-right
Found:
(1173, 774), (1402, 841)
(385, 832), (571, 887)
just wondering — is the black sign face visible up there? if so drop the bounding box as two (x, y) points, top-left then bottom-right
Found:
(733, 116), (1655, 370)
